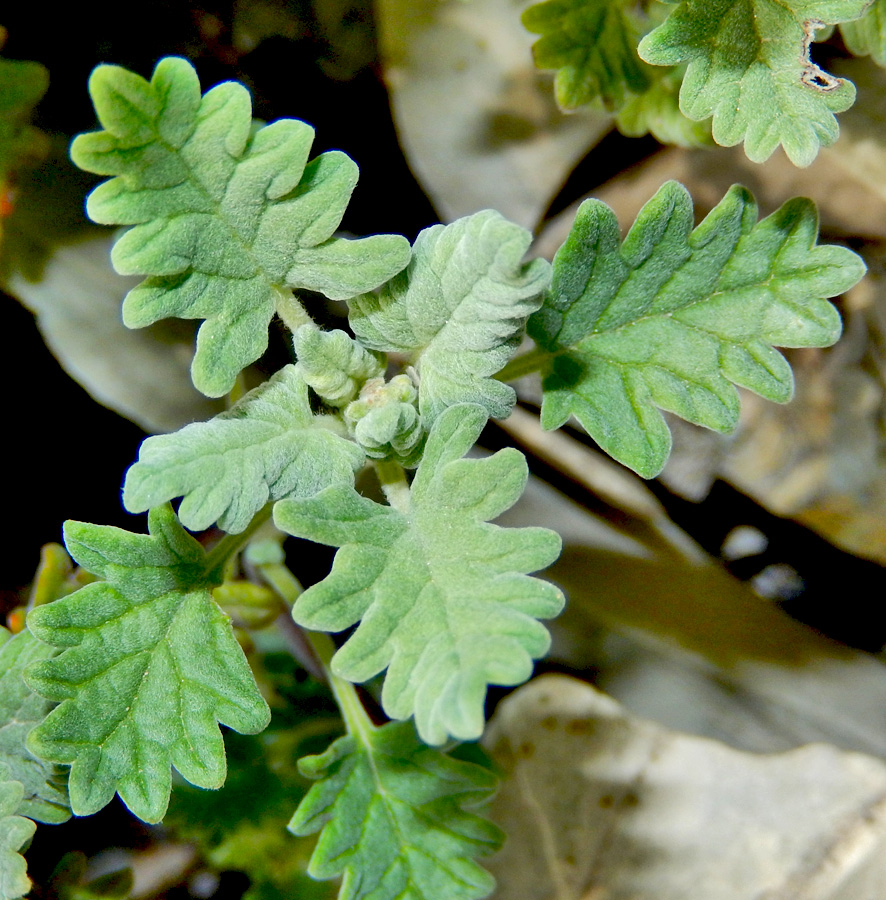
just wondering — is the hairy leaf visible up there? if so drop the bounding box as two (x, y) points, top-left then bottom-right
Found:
(70, 57), (411, 397)
(274, 404), (564, 745)
(0, 777), (35, 900)
(166, 646), (341, 900)
(293, 325), (385, 408)
(615, 67), (714, 148)
(290, 721), (503, 900)
(24, 505), (271, 823)
(638, 0), (870, 166)
(348, 211), (551, 424)
(123, 366), (364, 533)
(529, 181), (865, 478)
(841, 0), (886, 65)
(0, 628), (70, 824)
(521, 0), (650, 110)
(0, 56), (48, 183)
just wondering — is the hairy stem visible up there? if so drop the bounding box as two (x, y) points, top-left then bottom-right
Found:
(203, 504), (273, 577)
(258, 557), (377, 739)
(495, 345), (555, 383)
(374, 459), (411, 513)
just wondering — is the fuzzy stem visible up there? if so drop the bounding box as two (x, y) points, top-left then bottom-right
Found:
(258, 558), (376, 739)
(495, 345), (555, 383)
(374, 459), (411, 513)
(203, 504), (273, 577)
(275, 287), (312, 333)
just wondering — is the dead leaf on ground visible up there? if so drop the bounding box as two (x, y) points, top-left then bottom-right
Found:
(485, 675), (886, 900)
(375, 0), (611, 228)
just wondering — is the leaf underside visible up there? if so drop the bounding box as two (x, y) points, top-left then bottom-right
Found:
(521, 0), (650, 110)
(529, 181), (865, 478)
(290, 721), (503, 900)
(638, 0), (871, 166)
(274, 404), (564, 745)
(841, 0), (886, 65)
(347, 211), (551, 425)
(24, 505), (270, 823)
(0, 629), (70, 824)
(70, 56), (411, 397)
(123, 365), (364, 534)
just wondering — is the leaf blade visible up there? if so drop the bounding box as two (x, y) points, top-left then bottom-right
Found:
(275, 405), (564, 745)
(348, 212), (551, 424)
(24, 505), (270, 823)
(290, 721), (503, 900)
(638, 0), (870, 166)
(71, 57), (411, 397)
(530, 182), (865, 477)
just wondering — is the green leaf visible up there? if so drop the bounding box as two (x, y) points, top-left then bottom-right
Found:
(521, 0), (650, 110)
(615, 66), (715, 148)
(23, 505), (271, 823)
(348, 211), (551, 425)
(0, 56), (48, 182)
(638, 0), (871, 166)
(290, 720), (503, 900)
(70, 57), (411, 397)
(0, 628), (70, 824)
(0, 777), (35, 900)
(841, 0), (886, 65)
(274, 404), (564, 745)
(123, 365), (365, 534)
(166, 645), (341, 900)
(293, 325), (385, 408)
(529, 181), (865, 478)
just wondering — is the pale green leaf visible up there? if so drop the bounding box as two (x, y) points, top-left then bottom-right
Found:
(615, 66), (714, 148)
(529, 181), (865, 478)
(23, 505), (271, 823)
(123, 366), (364, 534)
(0, 629), (70, 824)
(638, 0), (870, 166)
(348, 212), (551, 424)
(521, 0), (650, 110)
(293, 325), (385, 408)
(290, 721), (503, 900)
(70, 57), (411, 397)
(274, 404), (564, 745)
(0, 777), (35, 900)
(841, 0), (886, 65)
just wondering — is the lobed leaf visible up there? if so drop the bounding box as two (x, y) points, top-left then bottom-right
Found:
(290, 721), (503, 900)
(274, 404), (564, 745)
(529, 181), (865, 478)
(841, 0), (886, 64)
(615, 66), (714, 148)
(70, 57), (411, 397)
(24, 505), (270, 823)
(638, 0), (871, 166)
(123, 365), (365, 534)
(521, 0), (650, 111)
(0, 628), (70, 824)
(0, 776), (35, 900)
(348, 211), (551, 425)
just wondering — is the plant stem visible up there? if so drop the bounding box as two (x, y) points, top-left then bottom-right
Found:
(203, 504), (273, 577)
(495, 345), (555, 383)
(374, 459), (411, 513)
(275, 287), (312, 333)
(259, 558), (377, 739)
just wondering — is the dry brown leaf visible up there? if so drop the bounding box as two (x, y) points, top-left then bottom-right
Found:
(375, 0), (611, 228)
(485, 675), (886, 900)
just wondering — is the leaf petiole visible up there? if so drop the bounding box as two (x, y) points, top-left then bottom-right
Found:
(495, 344), (555, 383)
